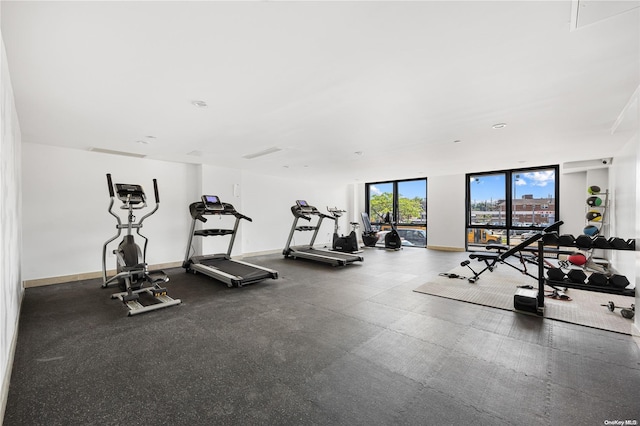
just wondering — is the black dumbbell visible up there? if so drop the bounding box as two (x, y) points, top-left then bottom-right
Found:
(608, 274), (630, 289)
(587, 273), (608, 287)
(546, 268), (566, 281)
(601, 301), (635, 319)
(592, 236), (611, 249)
(567, 269), (586, 284)
(557, 234), (575, 246)
(575, 235), (593, 249)
(607, 237), (636, 250)
(542, 232), (560, 245)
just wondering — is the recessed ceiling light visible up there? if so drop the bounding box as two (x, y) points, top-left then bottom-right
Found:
(492, 123), (507, 129)
(191, 100), (208, 108)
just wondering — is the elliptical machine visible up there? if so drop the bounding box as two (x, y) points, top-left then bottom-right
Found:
(381, 212), (402, 250)
(327, 207), (360, 253)
(360, 212), (380, 247)
(102, 174), (181, 316)
(359, 211), (402, 249)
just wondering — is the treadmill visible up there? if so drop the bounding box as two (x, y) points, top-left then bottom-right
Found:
(283, 200), (364, 266)
(183, 195), (278, 287)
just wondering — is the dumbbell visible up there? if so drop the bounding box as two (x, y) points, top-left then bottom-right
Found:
(575, 235), (593, 249)
(601, 301), (635, 319)
(567, 269), (587, 284)
(546, 268), (566, 281)
(607, 237), (636, 250)
(557, 234), (575, 246)
(587, 273), (608, 287)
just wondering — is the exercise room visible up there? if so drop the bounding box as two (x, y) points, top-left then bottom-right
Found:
(1, 1), (639, 424)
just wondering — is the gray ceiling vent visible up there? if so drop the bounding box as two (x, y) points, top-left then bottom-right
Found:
(242, 147), (282, 159)
(89, 148), (146, 158)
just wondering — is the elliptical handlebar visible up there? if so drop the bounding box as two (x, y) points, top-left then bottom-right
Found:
(105, 174), (121, 226)
(107, 173), (115, 197)
(138, 182), (160, 227)
(153, 178), (159, 203)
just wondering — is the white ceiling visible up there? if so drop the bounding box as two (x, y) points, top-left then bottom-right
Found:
(2, 1), (639, 184)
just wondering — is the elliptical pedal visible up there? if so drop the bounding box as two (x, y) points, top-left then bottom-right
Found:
(152, 286), (168, 297)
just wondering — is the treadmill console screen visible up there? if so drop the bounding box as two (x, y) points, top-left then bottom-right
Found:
(202, 195), (224, 211)
(296, 200), (313, 212)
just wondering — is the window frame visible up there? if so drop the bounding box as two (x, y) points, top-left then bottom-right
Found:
(465, 165), (559, 248)
(365, 177), (428, 247)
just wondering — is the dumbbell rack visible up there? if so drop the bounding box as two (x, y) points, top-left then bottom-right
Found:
(535, 239), (636, 315)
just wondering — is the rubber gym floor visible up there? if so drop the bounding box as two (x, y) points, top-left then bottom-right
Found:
(4, 248), (640, 425)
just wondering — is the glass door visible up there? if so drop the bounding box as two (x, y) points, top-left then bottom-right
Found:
(397, 179), (427, 247)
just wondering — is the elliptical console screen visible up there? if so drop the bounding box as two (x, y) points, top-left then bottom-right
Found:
(202, 195), (224, 211)
(115, 183), (146, 205)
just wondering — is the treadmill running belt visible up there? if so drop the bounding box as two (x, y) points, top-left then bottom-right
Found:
(199, 257), (273, 280)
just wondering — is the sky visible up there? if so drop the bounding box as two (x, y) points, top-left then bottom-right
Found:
(470, 170), (556, 202)
(369, 179), (426, 199)
(369, 171), (555, 202)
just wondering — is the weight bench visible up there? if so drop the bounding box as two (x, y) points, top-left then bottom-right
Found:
(461, 221), (563, 283)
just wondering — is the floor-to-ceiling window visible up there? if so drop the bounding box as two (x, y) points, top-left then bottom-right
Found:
(466, 165), (558, 249)
(366, 178), (427, 247)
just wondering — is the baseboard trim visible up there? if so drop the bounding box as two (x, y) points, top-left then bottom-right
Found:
(23, 261), (184, 288)
(21, 252), (284, 288)
(1, 289), (23, 422)
(427, 245), (465, 252)
(236, 248), (282, 258)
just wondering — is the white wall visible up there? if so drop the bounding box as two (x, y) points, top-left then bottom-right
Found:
(558, 171), (587, 236)
(607, 85), (639, 335)
(21, 143), (196, 281)
(636, 137), (640, 335)
(20, 145), (353, 281)
(241, 170), (350, 254)
(196, 164), (243, 258)
(427, 174), (466, 250)
(0, 31), (23, 422)
(609, 138), (638, 282)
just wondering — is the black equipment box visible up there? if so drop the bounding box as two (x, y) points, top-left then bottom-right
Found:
(514, 288), (538, 314)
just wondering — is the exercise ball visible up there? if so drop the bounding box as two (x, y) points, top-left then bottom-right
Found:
(588, 185), (601, 195)
(583, 225), (599, 236)
(567, 253), (587, 266)
(586, 196), (602, 207)
(586, 211), (602, 221)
